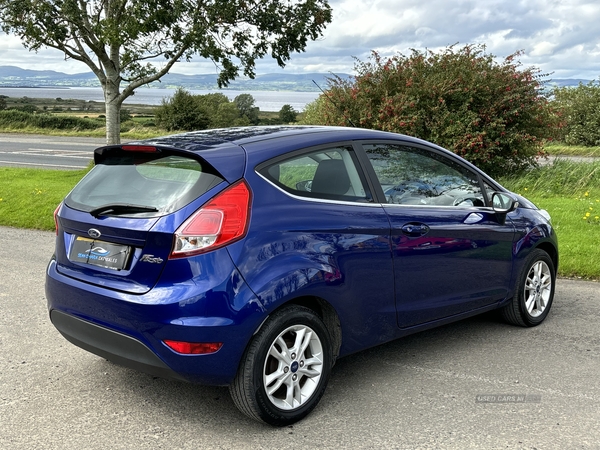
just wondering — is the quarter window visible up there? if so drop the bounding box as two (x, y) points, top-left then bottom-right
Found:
(259, 146), (372, 203)
(364, 144), (485, 207)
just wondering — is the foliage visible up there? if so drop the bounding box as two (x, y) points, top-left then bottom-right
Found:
(279, 104), (298, 123)
(154, 89), (249, 131)
(0, 110), (101, 130)
(553, 81), (600, 146)
(10, 104), (38, 113)
(120, 109), (132, 123)
(0, 96), (7, 110)
(299, 96), (329, 125)
(211, 102), (250, 128)
(155, 89), (210, 131)
(234, 94), (260, 125)
(0, 0), (332, 144)
(302, 44), (561, 177)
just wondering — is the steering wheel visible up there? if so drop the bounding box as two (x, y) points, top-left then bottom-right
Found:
(453, 196), (483, 207)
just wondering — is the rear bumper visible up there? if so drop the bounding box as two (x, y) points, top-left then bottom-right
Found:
(45, 258), (264, 386)
(50, 310), (187, 382)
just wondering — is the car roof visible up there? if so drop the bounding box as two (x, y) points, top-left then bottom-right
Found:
(135, 126), (428, 152)
(119, 126), (475, 184)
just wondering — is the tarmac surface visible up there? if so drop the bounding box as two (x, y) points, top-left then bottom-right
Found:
(1, 226), (600, 449)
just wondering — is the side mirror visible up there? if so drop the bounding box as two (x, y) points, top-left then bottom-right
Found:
(491, 192), (519, 223)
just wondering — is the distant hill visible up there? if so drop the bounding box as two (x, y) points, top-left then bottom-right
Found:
(0, 65), (591, 92)
(546, 79), (594, 88)
(0, 65), (350, 92)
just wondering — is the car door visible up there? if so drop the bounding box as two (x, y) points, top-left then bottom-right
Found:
(239, 141), (398, 353)
(359, 142), (516, 329)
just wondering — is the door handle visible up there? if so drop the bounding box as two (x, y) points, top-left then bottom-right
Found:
(401, 223), (430, 237)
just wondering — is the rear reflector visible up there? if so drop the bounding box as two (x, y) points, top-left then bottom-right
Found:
(163, 340), (223, 355)
(171, 180), (251, 258)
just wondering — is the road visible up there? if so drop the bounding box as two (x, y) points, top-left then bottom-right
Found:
(1, 134), (599, 171)
(0, 134), (106, 169)
(1, 225), (600, 449)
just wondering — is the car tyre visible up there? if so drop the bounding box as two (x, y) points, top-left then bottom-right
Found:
(229, 305), (332, 426)
(501, 249), (556, 327)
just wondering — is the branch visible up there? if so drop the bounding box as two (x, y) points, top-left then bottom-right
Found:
(118, 45), (189, 104)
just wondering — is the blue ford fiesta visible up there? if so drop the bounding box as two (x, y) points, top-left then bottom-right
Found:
(46, 126), (558, 425)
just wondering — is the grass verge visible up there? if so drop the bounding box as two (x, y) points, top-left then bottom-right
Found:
(0, 125), (168, 140)
(500, 159), (600, 280)
(1, 160), (599, 279)
(544, 142), (600, 157)
(0, 167), (88, 230)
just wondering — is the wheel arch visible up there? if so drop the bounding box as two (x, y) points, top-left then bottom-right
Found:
(254, 295), (342, 364)
(286, 296), (342, 363)
(534, 241), (558, 274)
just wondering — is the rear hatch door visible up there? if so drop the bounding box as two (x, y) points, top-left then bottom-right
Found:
(54, 144), (236, 294)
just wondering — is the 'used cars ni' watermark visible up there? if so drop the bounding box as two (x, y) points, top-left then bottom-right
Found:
(476, 394), (542, 403)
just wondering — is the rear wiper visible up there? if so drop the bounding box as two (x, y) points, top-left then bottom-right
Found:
(89, 203), (159, 218)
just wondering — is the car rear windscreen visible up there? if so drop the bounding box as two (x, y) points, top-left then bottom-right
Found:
(65, 152), (224, 217)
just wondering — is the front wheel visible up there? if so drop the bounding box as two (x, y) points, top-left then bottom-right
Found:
(229, 305), (332, 426)
(501, 249), (556, 327)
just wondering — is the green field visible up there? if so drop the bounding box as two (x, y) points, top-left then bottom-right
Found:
(1, 157), (599, 279)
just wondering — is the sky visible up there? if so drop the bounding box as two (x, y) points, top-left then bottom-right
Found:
(1, 0), (599, 80)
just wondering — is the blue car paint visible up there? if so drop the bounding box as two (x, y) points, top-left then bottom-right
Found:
(47, 246), (265, 385)
(225, 176), (398, 355)
(46, 126), (558, 386)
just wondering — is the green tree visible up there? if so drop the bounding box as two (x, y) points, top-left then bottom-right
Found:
(0, 0), (332, 144)
(302, 45), (561, 177)
(553, 80), (600, 146)
(16, 104), (38, 114)
(0, 96), (6, 111)
(234, 94), (260, 125)
(279, 104), (298, 123)
(154, 88), (210, 131)
(212, 102), (250, 128)
(120, 108), (132, 123)
(155, 89), (250, 131)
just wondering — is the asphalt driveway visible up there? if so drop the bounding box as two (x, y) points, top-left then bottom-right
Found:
(1, 226), (599, 449)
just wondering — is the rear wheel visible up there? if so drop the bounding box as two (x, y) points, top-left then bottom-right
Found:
(230, 305), (332, 426)
(501, 249), (555, 327)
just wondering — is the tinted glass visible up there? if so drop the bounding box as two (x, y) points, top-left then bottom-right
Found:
(259, 146), (372, 203)
(66, 153), (223, 217)
(364, 144), (485, 207)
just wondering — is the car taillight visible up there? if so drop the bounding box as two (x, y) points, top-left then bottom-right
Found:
(170, 180), (251, 258)
(53, 202), (62, 236)
(163, 340), (223, 355)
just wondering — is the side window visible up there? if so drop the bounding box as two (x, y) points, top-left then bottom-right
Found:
(259, 146), (372, 203)
(364, 144), (485, 207)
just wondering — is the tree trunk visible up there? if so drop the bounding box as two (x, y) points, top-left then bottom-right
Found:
(104, 77), (121, 145)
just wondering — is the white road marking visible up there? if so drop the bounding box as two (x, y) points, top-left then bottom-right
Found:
(0, 159), (83, 169)
(0, 148), (91, 159)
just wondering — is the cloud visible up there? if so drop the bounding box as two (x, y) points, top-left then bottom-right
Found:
(1, 0), (599, 80)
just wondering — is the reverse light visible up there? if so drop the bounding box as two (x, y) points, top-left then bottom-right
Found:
(163, 340), (223, 355)
(171, 180), (252, 258)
